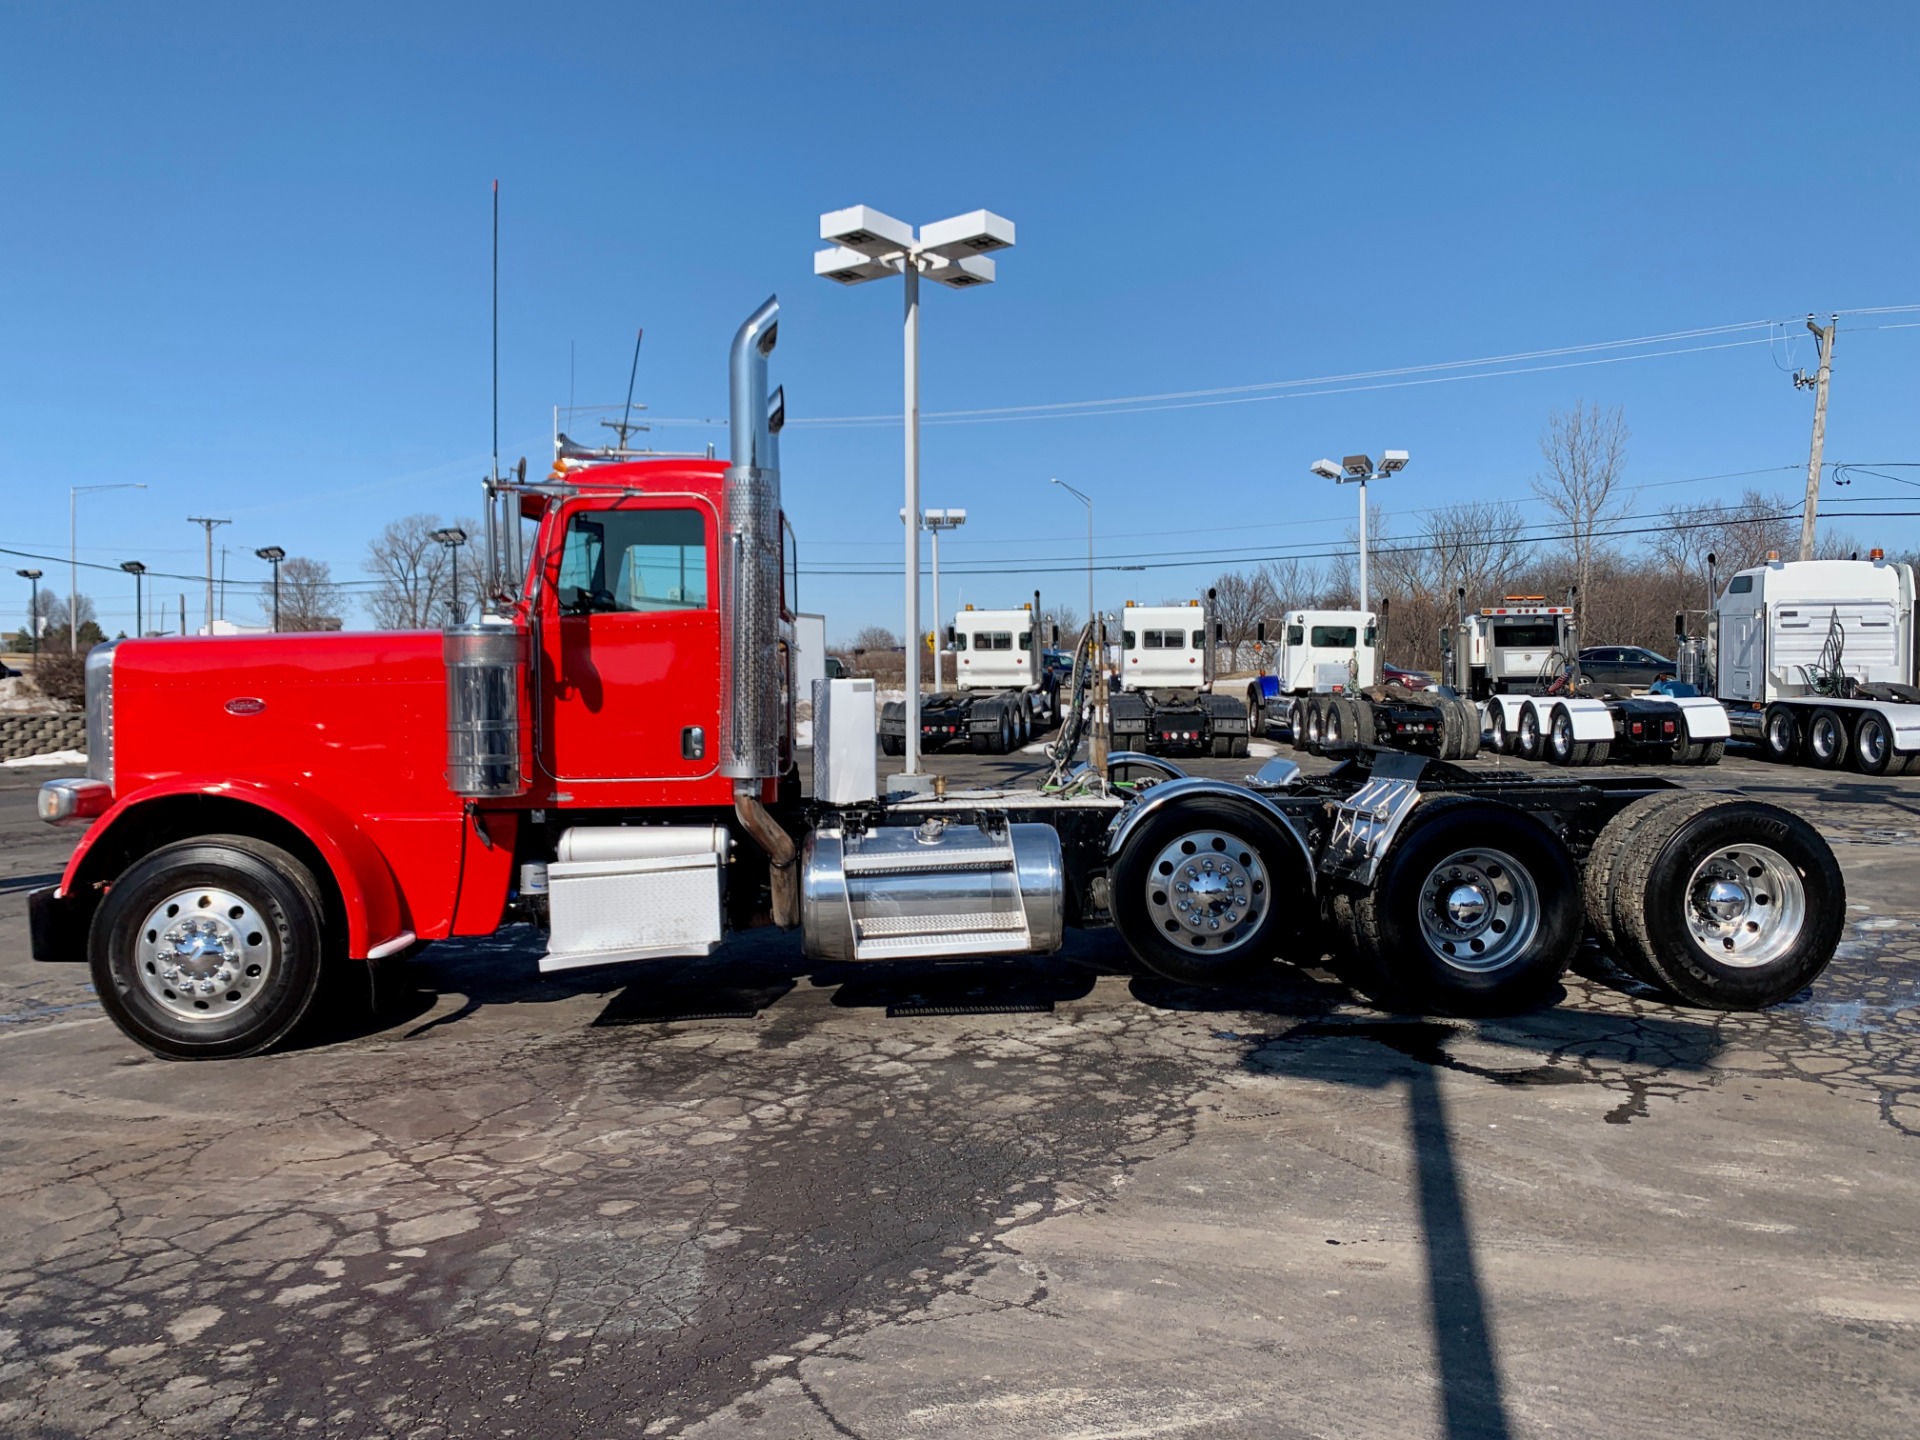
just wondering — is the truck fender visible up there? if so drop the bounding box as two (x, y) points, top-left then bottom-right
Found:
(59, 778), (410, 961)
(1671, 696), (1731, 741)
(1487, 693), (1529, 728)
(1104, 776), (1315, 892)
(1548, 697), (1615, 742)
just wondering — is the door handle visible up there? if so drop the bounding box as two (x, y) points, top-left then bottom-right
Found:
(682, 726), (706, 760)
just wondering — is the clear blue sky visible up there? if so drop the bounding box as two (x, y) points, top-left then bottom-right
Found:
(4, 1), (1917, 641)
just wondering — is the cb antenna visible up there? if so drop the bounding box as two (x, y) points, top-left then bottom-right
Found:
(491, 179), (500, 483)
(604, 328), (649, 452)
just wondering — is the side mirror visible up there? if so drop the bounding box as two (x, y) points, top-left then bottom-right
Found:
(1256, 621), (1266, 643)
(1214, 623), (1224, 642)
(944, 624), (955, 644)
(1050, 623), (1060, 645)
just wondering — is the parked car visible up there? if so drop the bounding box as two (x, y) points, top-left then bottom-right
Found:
(824, 654), (850, 680)
(1577, 646), (1676, 689)
(1041, 648), (1074, 687)
(1382, 661), (1433, 690)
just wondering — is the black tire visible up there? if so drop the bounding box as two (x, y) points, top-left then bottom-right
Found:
(1247, 688), (1265, 735)
(1321, 696), (1353, 749)
(1110, 794), (1311, 985)
(1487, 704), (1514, 755)
(1303, 698), (1327, 755)
(1697, 739), (1726, 766)
(1576, 740), (1610, 766)
(1853, 712), (1895, 775)
(1343, 798), (1581, 1013)
(1211, 732), (1233, 758)
(1287, 700), (1308, 754)
(1348, 697), (1377, 747)
(89, 835), (328, 1060)
(1610, 797), (1845, 1009)
(1545, 706), (1578, 766)
(997, 709), (1014, 754)
(1230, 734), (1250, 759)
(1761, 703), (1799, 764)
(1439, 696), (1480, 760)
(1805, 707), (1848, 770)
(880, 732), (905, 756)
(1581, 793), (1699, 989)
(1515, 704), (1545, 762)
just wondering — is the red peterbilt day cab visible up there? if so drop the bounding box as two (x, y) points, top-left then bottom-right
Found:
(32, 297), (1851, 1059)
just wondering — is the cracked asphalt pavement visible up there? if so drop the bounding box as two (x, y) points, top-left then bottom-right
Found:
(2, 743), (1918, 1438)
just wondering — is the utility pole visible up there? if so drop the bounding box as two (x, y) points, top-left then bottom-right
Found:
(187, 517), (230, 634)
(1796, 314), (1837, 562)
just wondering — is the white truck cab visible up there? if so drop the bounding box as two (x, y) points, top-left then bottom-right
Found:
(1446, 602), (1573, 697)
(951, 605), (1042, 692)
(1272, 609), (1377, 693)
(1119, 602), (1212, 693)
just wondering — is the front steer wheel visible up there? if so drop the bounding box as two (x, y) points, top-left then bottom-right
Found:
(1607, 797), (1844, 1009)
(89, 835), (330, 1060)
(1339, 798), (1581, 1013)
(1110, 795), (1311, 985)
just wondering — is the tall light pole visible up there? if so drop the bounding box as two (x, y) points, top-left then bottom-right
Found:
(255, 547), (285, 632)
(923, 508), (966, 688)
(187, 515), (230, 635)
(431, 528), (469, 625)
(1050, 478), (1095, 633)
(16, 569), (43, 663)
(1311, 451), (1409, 615)
(72, 483), (146, 648)
(119, 561), (146, 638)
(817, 204), (1015, 776)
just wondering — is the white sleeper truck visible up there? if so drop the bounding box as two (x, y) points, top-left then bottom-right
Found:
(1245, 609), (1377, 731)
(1111, 597), (1250, 757)
(879, 599), (1059, 756)
(1716, 554), (1920, 773)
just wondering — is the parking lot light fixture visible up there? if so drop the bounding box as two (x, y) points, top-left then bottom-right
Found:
(1314, 450), (1409, 613)
(818, 204), (1015, 776)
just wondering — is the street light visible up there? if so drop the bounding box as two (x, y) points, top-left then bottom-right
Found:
(1049, 478), (1095, 631)
(15, 569), (43, 662)
(1310, 450), (1408, 614)
(119, 561), (146, 638)
(922, 508), (966, 688)
(817, 204), (1015, 776)
(73, 484), (146, 649)
(255, 547), (286, 632)
(430, 528), (468, 625)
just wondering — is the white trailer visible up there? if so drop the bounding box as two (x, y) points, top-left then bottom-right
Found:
(1713, 555), (1920, 773)
(878, 601), (1060, 756)
(1111, 598), (1250, 756)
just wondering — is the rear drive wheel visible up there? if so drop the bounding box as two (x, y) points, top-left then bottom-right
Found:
(1514, 704), (1544, 761)
(1761, 703), (1799, 763)
(1438, 697), (1480, 760)
(880, 732), (905, 756)
(1304, 698), (1328, 755)
(1805, 708), (1848, 770)
(1582, 793), (1698, 989)
(1342, 799), (1580, 1012)
(1853, 712), (1895, 775)
(1230, 734), (1250, 758)
(1546, 707), (1578, 766)
(1111, 795), (1310, 985)
(89, 835), (328, 1060)
(1610, 797), (1844, 1009)
(1321, 697), (1353, 749)
(1287, 700), (1308, 754)
(1487, 705), (1514, 755)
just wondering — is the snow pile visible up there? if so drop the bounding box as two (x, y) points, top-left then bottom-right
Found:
(0, 676), (69, 714)
(3, 749), (87, 768)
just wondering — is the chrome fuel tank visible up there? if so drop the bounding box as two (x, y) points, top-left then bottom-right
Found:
(801, 818), (1065, 962)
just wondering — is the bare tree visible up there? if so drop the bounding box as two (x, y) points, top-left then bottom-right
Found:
(1035, 602), (1081, 648)
(1533, 402), (1630, 629)
(1207, 568), (1276, 669)
(364, 514), (483, 630)
(269, 556), (346, 632)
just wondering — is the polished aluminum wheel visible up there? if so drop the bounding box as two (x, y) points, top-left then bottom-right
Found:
(1144, 830), (1268, 954)
(1416, 847), (1540, 973)
(1808, 711), (1844, 763)
(1549, 709), (1574, 761)
(1682, 843), (1805, 968)
(135, 886), (275, 1022)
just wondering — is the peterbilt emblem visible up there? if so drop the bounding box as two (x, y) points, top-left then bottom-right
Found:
(225, 697), (266, 716)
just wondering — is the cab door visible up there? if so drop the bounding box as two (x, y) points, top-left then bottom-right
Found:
(539, 497), (720, 782)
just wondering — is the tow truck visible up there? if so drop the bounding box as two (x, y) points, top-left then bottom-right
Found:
(878, 599), (1059, 756)
(1452, 597), (1729, 766)
(29, 297), (1845, 1059)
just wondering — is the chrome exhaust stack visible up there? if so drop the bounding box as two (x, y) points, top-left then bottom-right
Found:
(721, 296), (782, 782)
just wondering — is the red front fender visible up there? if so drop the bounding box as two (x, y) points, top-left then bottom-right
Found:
(59, 777), (415, 960)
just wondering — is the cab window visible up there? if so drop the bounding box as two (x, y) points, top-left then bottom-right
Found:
(557, 508), (708, 613)
(1310, 625), (1358, 647)
(1123, 631), (1137, 650)
(1729, 575), (1754, 594)
(1287, 625), (1305, 646)
(978, 631), (1013, 651)
(951, 632), (968, 651)
(1018, 631), (1032, 650)
(1144, 629), (1184, 649)
(1191, 630), (1205, 649)
(1494, 622), (1559, 648)
(1364, 624), (1378, 646)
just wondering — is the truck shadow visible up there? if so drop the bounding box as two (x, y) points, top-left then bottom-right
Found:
(1243, 1008), (1723, 1440)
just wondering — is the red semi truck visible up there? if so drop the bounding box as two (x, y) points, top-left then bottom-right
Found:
(31, 298), (1849, 1059)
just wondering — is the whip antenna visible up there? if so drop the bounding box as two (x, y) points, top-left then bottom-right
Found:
(491, 178), (500, 482)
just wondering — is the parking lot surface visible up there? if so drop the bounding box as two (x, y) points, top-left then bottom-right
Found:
(3, 741), (1918, 1438)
